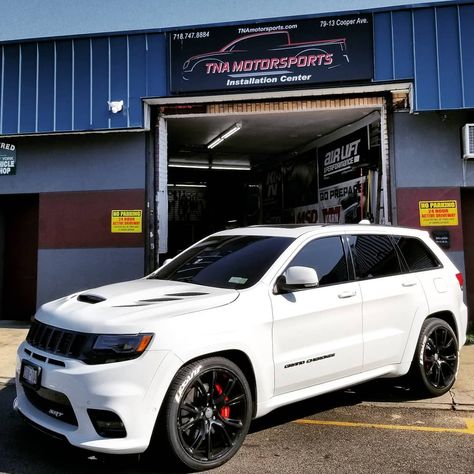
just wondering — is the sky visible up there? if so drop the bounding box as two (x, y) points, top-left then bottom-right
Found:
(0, 0), (458, 41)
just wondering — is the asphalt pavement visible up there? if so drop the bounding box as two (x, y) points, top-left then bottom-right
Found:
(1, 319), (473, 411)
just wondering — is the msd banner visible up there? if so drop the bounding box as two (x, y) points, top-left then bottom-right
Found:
(169, 14), (373, 93)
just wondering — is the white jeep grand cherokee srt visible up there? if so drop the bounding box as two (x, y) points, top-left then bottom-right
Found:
(15, 224), (468, 471)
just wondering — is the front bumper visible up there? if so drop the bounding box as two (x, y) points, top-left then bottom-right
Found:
(14, 341), (183, 454)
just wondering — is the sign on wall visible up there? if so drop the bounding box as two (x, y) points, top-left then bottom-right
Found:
(169, 14), (373, 93)
(111, 210), (143, 233)
(419, 200), (458, 227)
(317, 126), (370, 189)
(0, 142), (16, 175)
(317, 127), (373, 223)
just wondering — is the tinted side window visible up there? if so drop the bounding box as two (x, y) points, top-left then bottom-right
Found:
(288, 236), (348, 286)
(349, 234), (402, 279)
(394, 236), (441, 271)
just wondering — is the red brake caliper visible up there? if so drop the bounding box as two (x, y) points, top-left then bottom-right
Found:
(215, 383), (230, 418)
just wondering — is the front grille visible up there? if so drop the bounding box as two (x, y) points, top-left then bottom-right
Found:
(23, 386), (78, 426)
(26, 321), (88, 359)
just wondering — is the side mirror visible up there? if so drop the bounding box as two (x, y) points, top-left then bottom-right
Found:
(274, 266), (319, 294)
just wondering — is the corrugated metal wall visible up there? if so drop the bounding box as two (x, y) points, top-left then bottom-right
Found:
(374, 3), (474, 110)
(0, 33), (166, 135)
(1, 3), (473, 136)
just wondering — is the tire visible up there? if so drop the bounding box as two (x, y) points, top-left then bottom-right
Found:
(409, 318), (459, 396)
(159, 357), (252, 471)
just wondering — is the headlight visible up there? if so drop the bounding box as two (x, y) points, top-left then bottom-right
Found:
(82, 334), (154, 365)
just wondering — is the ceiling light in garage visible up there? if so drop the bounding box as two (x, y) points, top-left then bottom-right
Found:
(207, 122), (242, 149)
(168, 157), (209, 169)
(211, 157), (250, 171)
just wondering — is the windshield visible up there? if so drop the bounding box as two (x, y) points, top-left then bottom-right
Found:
(150, 235), (294, 289)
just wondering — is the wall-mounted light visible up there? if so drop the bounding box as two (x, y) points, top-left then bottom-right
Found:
(207, 122), (242, 149)
(108, 100), (124, 113)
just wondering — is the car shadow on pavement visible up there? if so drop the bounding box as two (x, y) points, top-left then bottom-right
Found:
(0, 377), (434, 474)
(250, 376), (432, 434)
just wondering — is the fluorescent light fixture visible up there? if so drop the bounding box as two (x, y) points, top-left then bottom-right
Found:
(212, 166), (251, 171)
(207, 138), (224, 150)
(168, 163), (209, 169)
(168, 154), (251, 171)
(168, 156), (209, 169)
(207, 122), (242, 149)
(168, 183), (207, 188)
(211, 157), (251, 171)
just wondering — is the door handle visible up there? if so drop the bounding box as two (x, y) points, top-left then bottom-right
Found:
(402, 281), (417, 287)
(338, 291), (356, 299)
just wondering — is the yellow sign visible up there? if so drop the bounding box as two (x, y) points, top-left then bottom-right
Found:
(419, 200), (458, 227)
(111, 210), (143, 233)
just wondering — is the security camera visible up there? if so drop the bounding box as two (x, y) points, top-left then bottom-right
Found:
(108, 100), (124, 113)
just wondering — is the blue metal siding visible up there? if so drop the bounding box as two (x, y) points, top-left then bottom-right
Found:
(55, 40), (73, 132)
(1, 5), (474, 135)
(19, 43), (37, 133)
(413, 8), (440, 110)
(437, 7), (463, 109)
(146, 34), (167, 98)
(374, 12), (393, 81)
(392, 10), (414, 79)
(91, 38), (109, 129)
(459, 4), (474, 107)
(128, 35), (148, 127)
(73, 38), (92, 130)
(110, 37), (129, 129)
(374, 3), (474, 111)
(2, 45), (20, 134)
(38, 42), (55, 132)
(0, 33), (166, 135)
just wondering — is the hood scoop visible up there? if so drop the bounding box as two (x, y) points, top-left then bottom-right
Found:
(77, 294), (106, 304)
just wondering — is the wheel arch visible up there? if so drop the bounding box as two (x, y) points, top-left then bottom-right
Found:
(401, 309), (459, 372)
(425, 311), (459, 341)
(178, 349), (258, 417)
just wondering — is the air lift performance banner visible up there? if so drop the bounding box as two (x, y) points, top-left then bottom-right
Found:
(169, 14), (373, 93)
(317, 127), (370, 224)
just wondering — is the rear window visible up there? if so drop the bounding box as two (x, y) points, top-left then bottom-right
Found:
(393, 236), (441, 271)
(150, 235), (294, 289)
(349, 234), (402, 279)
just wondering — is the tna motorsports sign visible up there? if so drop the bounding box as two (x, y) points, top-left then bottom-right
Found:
(0, 142), (16, 176)
(169, 14), (373, 93)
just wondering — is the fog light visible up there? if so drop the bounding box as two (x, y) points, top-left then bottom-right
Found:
(88, 409), (127, 438)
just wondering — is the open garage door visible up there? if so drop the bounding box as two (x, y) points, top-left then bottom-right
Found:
(153, 95), (389, 261)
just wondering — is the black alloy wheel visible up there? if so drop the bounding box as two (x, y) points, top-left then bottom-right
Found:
(161, 357), (252, 471)
(411, 318), (459, 396)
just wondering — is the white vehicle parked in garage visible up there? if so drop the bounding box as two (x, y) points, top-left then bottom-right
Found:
(15, 224), (468, 471)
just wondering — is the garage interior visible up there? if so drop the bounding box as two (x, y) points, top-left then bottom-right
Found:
(159, 97), (385, 257)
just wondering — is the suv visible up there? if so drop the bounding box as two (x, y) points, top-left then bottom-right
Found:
(15, 224), (468, 471)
